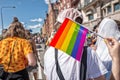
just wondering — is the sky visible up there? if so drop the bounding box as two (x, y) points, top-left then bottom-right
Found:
(0, 0), (57, 34)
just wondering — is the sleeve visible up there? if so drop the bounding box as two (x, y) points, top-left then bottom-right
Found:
(87, 47), (108, 79)
(44, 47), (50, 76)
(44, 57), (47, 75)
(23, 40), (33, 56)
(44, 47), (55, 76)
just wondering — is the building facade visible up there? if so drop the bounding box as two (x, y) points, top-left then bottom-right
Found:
(79, 0), (120, 30)
(42, 0), (80, 38)
(42, 0), (120, 38)
(57, 0), (80, 11)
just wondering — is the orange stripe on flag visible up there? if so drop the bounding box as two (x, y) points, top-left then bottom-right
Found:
(55, 20), (73, 49)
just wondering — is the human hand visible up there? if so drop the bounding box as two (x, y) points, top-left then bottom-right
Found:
(104, 38), (120, 60)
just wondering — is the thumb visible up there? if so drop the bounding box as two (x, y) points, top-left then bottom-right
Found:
(104, 39), (112, 49)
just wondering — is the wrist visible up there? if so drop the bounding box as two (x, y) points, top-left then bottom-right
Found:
(112, 57), (120, 64)
(111, 51), (120, 61)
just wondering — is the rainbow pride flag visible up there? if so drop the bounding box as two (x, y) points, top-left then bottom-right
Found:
(50, 18), (88, 61)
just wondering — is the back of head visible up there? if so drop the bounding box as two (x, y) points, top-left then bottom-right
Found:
(5, 17), (25, 38)
(96, 18), (120, 62)
(12, 17), (19, 23)
(57, 8), (83, 24)
(97, 18), (120, 40)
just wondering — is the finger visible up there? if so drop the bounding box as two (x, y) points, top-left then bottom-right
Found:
(106, 38), (118, 45)
(106, 38), (116, 42)
(104, 39), (112, 49)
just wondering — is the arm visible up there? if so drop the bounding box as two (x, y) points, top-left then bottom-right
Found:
(26, 53), (36, 66)
(24, 40), (36, 66)
(30, 39), (38, 66)
(31, 39), (45, 69)
(31, 39), (38, 58)
(105, 38), (120, 80)
(93, 75), (106, 80)
(87, 47), (107, 80)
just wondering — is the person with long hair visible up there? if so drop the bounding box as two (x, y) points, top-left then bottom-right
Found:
(0, 17), (36, 80)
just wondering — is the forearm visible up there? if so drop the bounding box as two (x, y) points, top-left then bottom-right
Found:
(92, 75), (106, 80)
(111, 58), (120, 80)
(27, 53), (36, 66)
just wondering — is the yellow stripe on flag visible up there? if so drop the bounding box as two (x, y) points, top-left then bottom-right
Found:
(61, 22), (77, 52)
(55, 20), (72, 49)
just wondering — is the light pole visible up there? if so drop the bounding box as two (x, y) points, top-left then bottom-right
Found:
(1, 6), (16, 31)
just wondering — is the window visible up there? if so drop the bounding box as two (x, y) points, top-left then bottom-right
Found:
(114, 3), (120, 11)
(107, 6), (111, 13)
(88, 14), (94, 20)
(84, 0), (89, 5)
(84, 0), (93, 5)
(86, 9), (94, 20)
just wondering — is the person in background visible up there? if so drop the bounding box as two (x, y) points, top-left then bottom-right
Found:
(37, 35), (41, 44)
(0, 29), (7, 76)
(96, 18), (120, 80)
(0, 17), (36, 80)
(105, 38), (120, 80)
(25, 30), (38, 80)
(45, 30), (56, 46)
(91, 23), (100, 45)
(86, 31), (92, 46)
(44, 8), (107, 80)
(34, 35), (38, 43)
(87, 22), (100, 51)
(2, 29), (7, 39)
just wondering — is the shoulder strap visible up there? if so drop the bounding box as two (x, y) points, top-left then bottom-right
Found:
(80, 46), (87, 80)
(55, 48), (65, 80)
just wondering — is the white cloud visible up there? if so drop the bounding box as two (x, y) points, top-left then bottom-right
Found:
(21, 22), (25, 25)
(30, 18), (43, 22)
(21, 22), (26, 28)
(44, 0), (57, 4)
(28, 24), (42, 29)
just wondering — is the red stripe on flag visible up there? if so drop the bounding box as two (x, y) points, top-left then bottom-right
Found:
(50, 18), (69, 47)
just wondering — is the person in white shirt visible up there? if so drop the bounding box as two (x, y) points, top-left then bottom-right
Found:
(44, 8), (107, 80)
(96, 18), (120, 80)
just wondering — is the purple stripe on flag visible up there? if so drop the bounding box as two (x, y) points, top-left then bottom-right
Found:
(71, 26), (82, 58)
(76, 26), (88, 61)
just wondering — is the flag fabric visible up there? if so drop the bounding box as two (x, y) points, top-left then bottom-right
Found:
(50, 18), (88, 61)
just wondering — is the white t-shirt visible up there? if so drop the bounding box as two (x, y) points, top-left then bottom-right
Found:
(44, 46), (108, 80)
